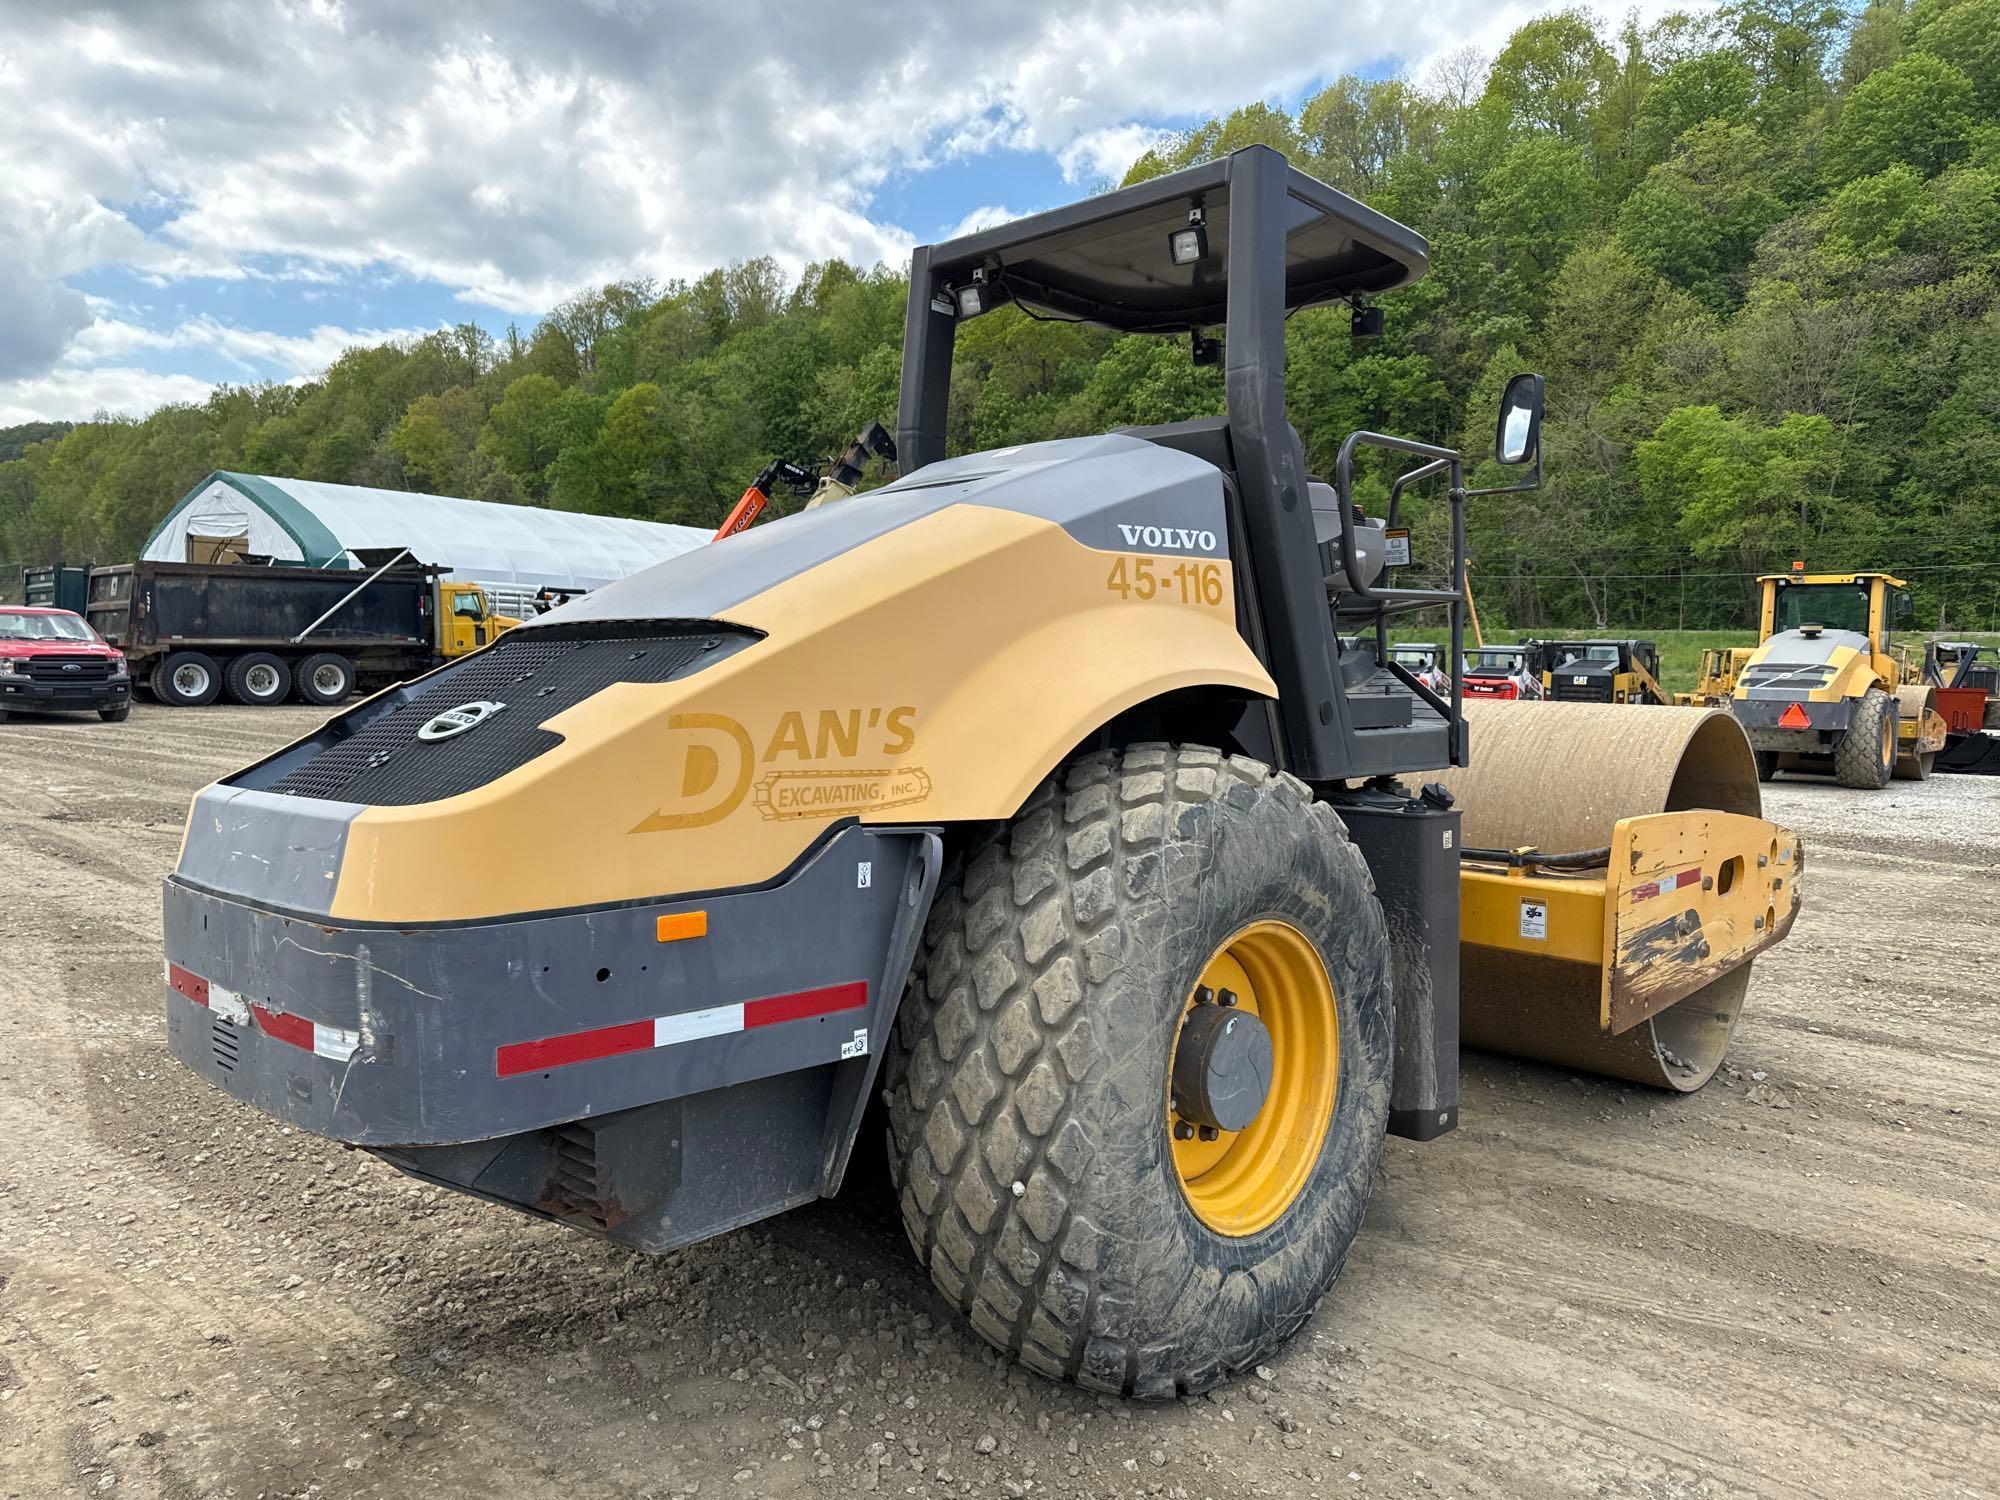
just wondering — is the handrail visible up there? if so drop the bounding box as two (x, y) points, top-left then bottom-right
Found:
(1332, 429), (1469, 761)
(1387, 455), (1452, 531)
(1332, 431), (1464, 607)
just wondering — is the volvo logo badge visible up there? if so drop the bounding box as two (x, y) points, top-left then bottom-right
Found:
(417, 700), (507, 742)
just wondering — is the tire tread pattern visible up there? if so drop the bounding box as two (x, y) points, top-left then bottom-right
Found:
(883, 744), (1385, 1397)
(1834, 687), (1893, 789)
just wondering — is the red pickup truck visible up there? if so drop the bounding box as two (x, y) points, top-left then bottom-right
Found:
(0, 606), (133, 722)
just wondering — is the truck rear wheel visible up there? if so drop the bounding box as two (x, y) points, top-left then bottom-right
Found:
(294, 653), (356, 706)
(224, 652), (293, 706)
(883, 744), (1393, 1397)
(1834, 687), (1895, 789)
(1754, 750), (1779, 783)
(155, 651), (223, 708)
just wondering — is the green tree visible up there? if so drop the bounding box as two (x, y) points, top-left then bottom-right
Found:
(1824, 53), (1976, 182)
(1908, 0), (2000, 113)
(1617, 121), (1785, 307)
(1840, 0), (1905, 90)
(1637, 403), (1855, 563)
(1631, 50), (1758, 166)
(389, 387), (484, 491)
(1484, 10), (1615, 140)
(478, 375), (570, 500)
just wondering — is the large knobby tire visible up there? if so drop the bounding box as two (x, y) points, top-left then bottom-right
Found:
(883, 744), (1393, 1397)
(224, 651), (293, 706)
(1834, 687), (1895, 789)
(155, 651), (222, 707)
(294, 652), (357, 706)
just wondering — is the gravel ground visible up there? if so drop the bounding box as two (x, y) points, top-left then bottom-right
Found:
(1, 703), (1996, 1500)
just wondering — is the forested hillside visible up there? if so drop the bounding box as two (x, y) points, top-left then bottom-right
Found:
(4, 0), (1996, 629)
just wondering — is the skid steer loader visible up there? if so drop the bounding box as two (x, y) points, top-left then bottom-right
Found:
(1730, 566), (1947, 787)
(159, 148), (1801, 1397)
(1541, 638), (1669, 704)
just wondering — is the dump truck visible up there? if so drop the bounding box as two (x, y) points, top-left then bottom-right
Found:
(1730, 567), (1946, 787)
(158, 148), (1802, 1397)
(86, 556), (515, 707)
(1541, 639), (1668, 703)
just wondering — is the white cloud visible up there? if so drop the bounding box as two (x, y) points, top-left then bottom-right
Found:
(1057, 125), (1174, 186)
(77, 314), (443, 379)
(0, 313), (445, 425)
(944, 206), (1024, 239)
(0, 365), (214, 428)
(0, 0), (1716, 423)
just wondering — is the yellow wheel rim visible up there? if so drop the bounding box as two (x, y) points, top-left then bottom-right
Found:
(1168, 920), (1338, 1237)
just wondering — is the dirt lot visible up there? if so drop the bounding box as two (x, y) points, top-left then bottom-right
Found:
(1, 703), (1995, 1500)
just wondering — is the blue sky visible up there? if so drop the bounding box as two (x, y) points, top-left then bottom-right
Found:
(0, 0), (1690, 427)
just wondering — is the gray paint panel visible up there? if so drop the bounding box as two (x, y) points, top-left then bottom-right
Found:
(522, 434), (1229, 628)
(177, 785), (361, 915)
(1754, 628), (1868, 667)
(163, 825), (937, 1148)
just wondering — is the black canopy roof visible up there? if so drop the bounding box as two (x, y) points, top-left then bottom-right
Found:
(922, 151), (1429, 334)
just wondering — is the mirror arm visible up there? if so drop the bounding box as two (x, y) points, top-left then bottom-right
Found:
(1462, 449), (1542, 499)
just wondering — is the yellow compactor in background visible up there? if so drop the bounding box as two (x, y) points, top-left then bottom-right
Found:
(1677, 647), (1754, 707)
(1729, 567), (1946, 787)
(159, 149), (1803, 1398)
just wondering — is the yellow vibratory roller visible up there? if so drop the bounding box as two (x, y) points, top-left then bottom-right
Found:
(1435, 701), (1803, 1090)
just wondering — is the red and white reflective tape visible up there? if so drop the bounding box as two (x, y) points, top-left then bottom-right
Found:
(1629, 867), (1702, 904)
(495, 981), (868, 1079)
(166, 961), (360, 1062)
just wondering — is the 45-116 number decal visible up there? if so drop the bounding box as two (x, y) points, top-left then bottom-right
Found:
(1105, 556), (1225, 606)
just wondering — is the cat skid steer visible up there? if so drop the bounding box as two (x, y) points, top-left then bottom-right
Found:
(161, 148), (1802, 1397)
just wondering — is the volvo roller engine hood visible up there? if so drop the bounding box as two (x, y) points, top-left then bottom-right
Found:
(168, 433), (1275, 927)
(1736, 628), (1871, 699)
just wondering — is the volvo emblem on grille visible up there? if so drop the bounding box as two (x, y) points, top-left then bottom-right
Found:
(417, 700), (508, 742)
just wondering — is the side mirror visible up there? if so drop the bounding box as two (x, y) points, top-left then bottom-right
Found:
(1496, 373), (1545, 466)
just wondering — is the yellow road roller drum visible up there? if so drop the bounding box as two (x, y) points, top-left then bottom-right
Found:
(1437, 703), (1801, 1089)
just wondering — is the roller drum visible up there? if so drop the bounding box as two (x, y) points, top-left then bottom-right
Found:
(1893, 682), (1939, 780)
(1433, 702), (1765, 1091)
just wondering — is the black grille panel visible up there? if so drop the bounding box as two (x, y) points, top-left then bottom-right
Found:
(1548, 676), (1616, 703)
(264, 625), (736, 806)
(24, 656), (113, 681)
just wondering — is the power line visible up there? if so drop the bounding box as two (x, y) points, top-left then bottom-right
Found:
(1473, 562), (2000, 583)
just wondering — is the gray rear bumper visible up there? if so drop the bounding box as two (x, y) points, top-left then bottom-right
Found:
(1731, 695), (1853, 752)
(163, 824), (940, 1153)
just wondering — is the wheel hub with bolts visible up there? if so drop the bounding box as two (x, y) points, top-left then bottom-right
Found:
(1171, 988), (1274, 1136)
(1168, 919), (1339, 1237)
